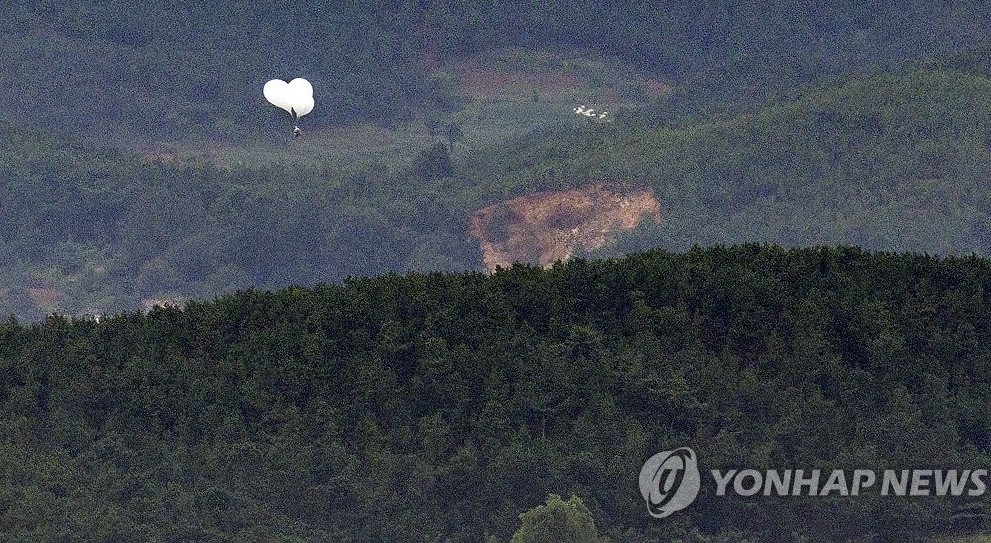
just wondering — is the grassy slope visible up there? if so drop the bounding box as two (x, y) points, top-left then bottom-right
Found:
(466, 66), (991, 258)
(8, 54), (991, 320)
(0, 48), (659, 320)
(142, 47), (656, 172)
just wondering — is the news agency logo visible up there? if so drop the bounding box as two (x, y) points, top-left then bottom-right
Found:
(638, 447), (701, 518)
(639, 446), (991, 519)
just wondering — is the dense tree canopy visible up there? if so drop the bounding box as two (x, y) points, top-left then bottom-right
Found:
(9, 56), (991, 319)
(483, 65), (991, 257)
(3, 246), (991, 541)
(510, 494), (602, 543)
(1, 1), (990, 141)
(5, 4), (991, 541)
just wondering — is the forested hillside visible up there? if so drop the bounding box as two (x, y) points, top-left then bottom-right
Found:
(0, 126), (479, 320)
(7, 3), (991, 542)
(475, 64), (991, 256)
(3, 246), (991, 541)
(10, 56), (991, 319)
(7, 1), (991, 319)
(1, 1), (990, 141)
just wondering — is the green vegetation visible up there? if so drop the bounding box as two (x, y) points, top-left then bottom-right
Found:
(1, 1), (989, 143)
(0, 126), (484, 320)
(3, 246), (991, 541)
(510, 494), (602, 543)
(11, 59), (991, 319)
(5, 3), (991, 319)
(468, 64), (991, 257)
(6, 6), (991, 538)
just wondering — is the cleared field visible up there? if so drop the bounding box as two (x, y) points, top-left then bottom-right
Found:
(134, 47), (667, 172)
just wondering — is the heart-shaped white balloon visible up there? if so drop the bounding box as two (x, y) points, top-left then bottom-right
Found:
(264, 78), (314, 118)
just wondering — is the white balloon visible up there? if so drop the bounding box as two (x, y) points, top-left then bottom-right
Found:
(264, 80), (294, 114)
(264, 78), (314, 118)
(293, 96), (314, 117)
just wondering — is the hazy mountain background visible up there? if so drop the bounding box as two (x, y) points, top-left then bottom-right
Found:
(7, 3), (991, 542)
(3, 0), (991, 317)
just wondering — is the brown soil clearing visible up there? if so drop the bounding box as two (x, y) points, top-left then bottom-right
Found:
(471, 183), (661, 271)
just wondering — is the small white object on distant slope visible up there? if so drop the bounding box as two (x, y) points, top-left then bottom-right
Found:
(572, 104), (610, 122)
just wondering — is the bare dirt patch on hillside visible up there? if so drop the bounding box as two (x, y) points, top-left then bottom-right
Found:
(470, 183), (661, 271)
(446, 47), (672, 104)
